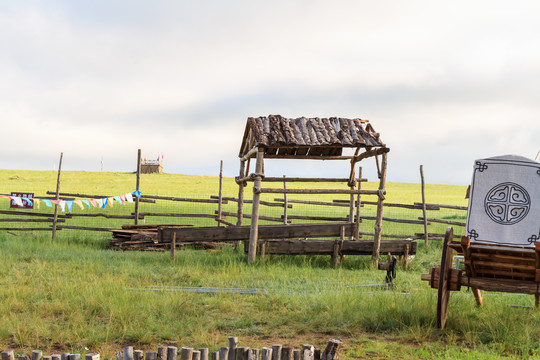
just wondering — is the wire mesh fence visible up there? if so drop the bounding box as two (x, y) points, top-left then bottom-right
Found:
(0, 164), (470, 247)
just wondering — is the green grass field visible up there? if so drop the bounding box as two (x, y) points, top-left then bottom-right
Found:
(1, 170), (539, 359)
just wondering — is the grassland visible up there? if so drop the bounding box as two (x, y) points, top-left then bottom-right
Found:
(1, 170), (539, 359)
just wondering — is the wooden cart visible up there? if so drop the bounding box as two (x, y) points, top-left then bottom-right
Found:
(421, 155), (540, 329)
(422, 226), (540, 329)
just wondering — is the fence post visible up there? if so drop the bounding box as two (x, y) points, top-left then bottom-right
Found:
(217, 160), (223, 227)
(283, 175), (288, 225)
(349, 180), (355, 240)
(52, 152), (63, 240)
(237, 160), (246, 226)
(248, 148), (264, 263)
(355, 166), (363, 240)
(420, 165), (429, 247)
(135, 149), (142, 225)
(372, 152), (387, 267)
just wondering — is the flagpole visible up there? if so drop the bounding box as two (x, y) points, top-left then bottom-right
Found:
(52, 152), (63, 240)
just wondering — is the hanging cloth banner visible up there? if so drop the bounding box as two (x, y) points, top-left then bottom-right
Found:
(2, 191), (141, 213)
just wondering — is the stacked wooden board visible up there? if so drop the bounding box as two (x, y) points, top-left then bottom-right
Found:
(109, 224), (220, 251)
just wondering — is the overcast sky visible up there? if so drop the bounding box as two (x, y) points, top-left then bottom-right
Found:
(1, 1), (539, 185)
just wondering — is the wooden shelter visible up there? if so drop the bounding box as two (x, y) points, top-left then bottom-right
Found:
(141, 160), (163, 174)
(236, 115), (390, 263)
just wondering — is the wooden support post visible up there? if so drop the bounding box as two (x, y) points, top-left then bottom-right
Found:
(260, 348), (272, 360)
(198, 349), (208, 360)
(248, 148), (264, 263)
(218, 349), (228, 360)
(280, 348), (293, 360)
(237, 160), (246, 226)
(2, 350), (15, 360)
(461, 236), (483, 306)
(236, 348), (248, 360)
(157, 347), (167, 360)
(271, 345), (282, 360)
(321, 339), (342, 360)
(52, 152), (63, 240)
(135, 149), (142, 225)
(355, 166), (363, 240)
(283, 175), (288, 225)
(349, 181), (355, 240)
(167, 347), (178, 360)
(372, 152), (388, 267)
(180, 348), (193, 360)
(124, 348), (133, 360)
(228, 337), (238, 360)
(420, 165), (429, 247)
(218, 160), (224, 227)
(302, 345), (314, 360)
(170, 233), (176, 261)
(332, 226), (345, 269)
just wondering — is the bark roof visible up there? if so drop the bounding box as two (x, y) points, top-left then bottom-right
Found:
(239, 115), (385, 158)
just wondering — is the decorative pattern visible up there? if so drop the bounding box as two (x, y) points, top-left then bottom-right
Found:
(475, 161), (488, 172)
(466, 155), (539, 247)
(484, 182), (530, 225)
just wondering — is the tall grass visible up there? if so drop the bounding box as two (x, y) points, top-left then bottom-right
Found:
(1, 170), (539, 359)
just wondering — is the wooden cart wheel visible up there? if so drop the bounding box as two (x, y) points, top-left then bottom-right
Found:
(437, 227), (454, 329)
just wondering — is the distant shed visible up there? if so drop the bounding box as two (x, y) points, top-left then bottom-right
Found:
(237, 115), (390, 263)
(141, 160), (163, 174)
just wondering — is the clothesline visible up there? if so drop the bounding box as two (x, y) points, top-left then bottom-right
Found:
(0, 191), (141, 212)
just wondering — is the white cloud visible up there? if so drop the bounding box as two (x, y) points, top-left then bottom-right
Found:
(1, 0), (539, 184)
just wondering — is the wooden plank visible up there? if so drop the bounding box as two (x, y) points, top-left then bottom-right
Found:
(217, 211), (289, 223)
(414, 202), (468, 211)
(469, 259), (535, 271)
(463, 275), (540, 293)
(57, 226), (112, 232)
(136, 213), (216, 218)
(471, 252), (535, 264)
(362, 216), (427, 225)
(419, 217), (466, 227)
(0, 227), (54, 231)
(68, 213), (136, 219)
(334, 199), (440, 210)
(0, 218), (60, 223)
(160, 222), (357, 243)
(262, 155), (354, 160)
(473, 268), (534, 280)
(143, 195), (224, 204)
(258, 188), (382, 195)
(0, 210), (70, 218)
(261, 177), (367, 183)
(212, 196), (292, 208)
(261, 239), (416, 256)
(276, 198), (354, 207)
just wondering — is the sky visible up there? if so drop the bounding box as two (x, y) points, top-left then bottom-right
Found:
(1, 1), (539, 185)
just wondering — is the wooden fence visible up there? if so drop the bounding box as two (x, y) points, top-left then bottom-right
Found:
(0, 191), (467, 245)
(0, 338), (341, 360)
